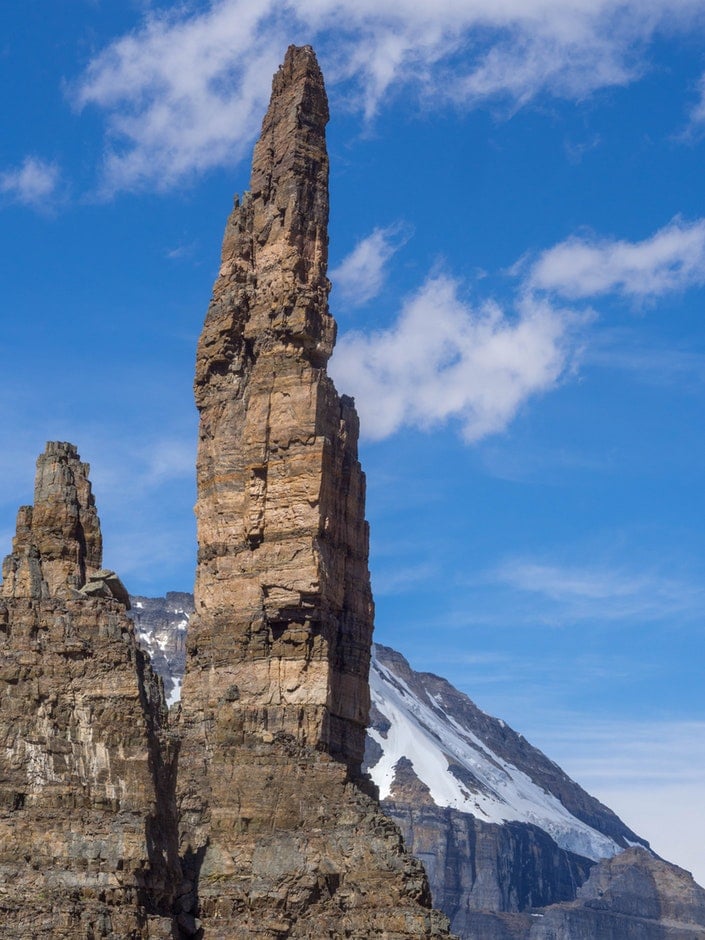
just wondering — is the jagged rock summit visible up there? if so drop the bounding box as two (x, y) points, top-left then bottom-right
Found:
(0, 443), (179, 937)
(1, 442), (102, 600)
(1, 442), (130, 608)
(176, 44), (451, 937)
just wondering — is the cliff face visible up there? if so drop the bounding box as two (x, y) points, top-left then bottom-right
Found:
(526, 848), (705, 940)
(383, 804), (593, 929)
(0, 443), (178, 938)
(176, 44), (451, 938)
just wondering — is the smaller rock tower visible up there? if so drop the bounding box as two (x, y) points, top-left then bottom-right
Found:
(1, 442), (103, 599)
(0, 442), (179, 938)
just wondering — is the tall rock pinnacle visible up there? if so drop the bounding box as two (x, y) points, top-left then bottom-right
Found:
(178, 46), (452, 937)
(190, 42), (372, 768)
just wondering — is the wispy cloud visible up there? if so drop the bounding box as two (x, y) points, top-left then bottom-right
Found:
(689, 71), (705, 126)
(493, 557), (705, 623)
(373, 560), (438, 596)
(70, 0), (705, 193)
(331, 223), (410, 306)
(0, 156), (60, 210)
(539, 718), (705, 885)
(330, 273), (581, 442)
(586, 328), (705, 388)
(526, 217), (705, 300)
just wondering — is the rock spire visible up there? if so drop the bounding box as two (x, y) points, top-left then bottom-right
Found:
(187, 42), (372, 770)
(1, 442), (102, 599)
(177, 45), (452, 937)
(0, 441), (130, 607)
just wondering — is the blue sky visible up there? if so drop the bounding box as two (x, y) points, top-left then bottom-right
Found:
(1, 0), (704, 882)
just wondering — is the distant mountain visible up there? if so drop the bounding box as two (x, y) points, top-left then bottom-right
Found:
(129, 595), (705, 939)
(129, 592), (191, 705)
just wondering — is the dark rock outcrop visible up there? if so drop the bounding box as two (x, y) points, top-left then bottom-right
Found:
(527, 848), (705, 939)
(0, 443), (179, 937)
(384, 804), (593, 934)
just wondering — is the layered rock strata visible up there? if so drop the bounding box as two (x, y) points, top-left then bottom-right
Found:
(176, 45), (451, 937)
(385, 803), (593, 935)
(0, 443), (178, 938)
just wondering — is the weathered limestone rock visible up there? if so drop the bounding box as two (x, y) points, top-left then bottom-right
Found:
(189, 43), (369, 767)
(177, 45), (453, 938)
(0, 443), (179, 938)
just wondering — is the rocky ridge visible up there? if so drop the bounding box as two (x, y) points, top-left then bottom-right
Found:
(366, 645), (705, 938)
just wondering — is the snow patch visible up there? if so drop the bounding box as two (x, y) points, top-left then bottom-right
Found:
(166, 677), (182, 708)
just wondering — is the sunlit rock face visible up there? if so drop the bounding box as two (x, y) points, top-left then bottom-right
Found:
(0, 442), (179, 938)
(187, 42), (372, 770)
(175, 45), (452, 938)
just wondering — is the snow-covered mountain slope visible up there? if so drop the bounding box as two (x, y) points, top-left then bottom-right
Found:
(366, 644), (647, 862)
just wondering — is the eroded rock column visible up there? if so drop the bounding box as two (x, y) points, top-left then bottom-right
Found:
(177, 45), (452, 938)
(187, 43), (371, 769)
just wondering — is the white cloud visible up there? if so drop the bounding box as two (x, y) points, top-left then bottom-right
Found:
(331, 224), (410, 306)
(527, 217), (705, 299)
(0, 157), (60, 209)
(73, 2), (289, 192)
(330, 273), (578, 442)
(71, 0), (705, 192)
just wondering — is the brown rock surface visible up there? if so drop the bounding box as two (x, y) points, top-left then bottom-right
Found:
(0, 443), (178, 938)
(177, 44), (452, 938)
